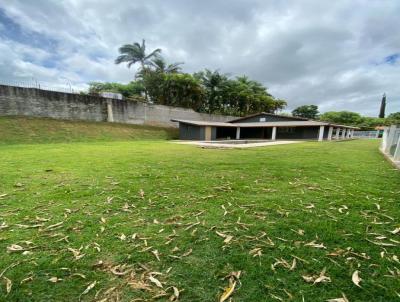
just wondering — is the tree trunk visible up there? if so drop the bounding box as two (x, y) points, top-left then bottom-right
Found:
(141, 61), (149, 102)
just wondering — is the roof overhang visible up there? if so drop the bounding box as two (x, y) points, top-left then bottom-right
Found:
(171, 119), (359, 129)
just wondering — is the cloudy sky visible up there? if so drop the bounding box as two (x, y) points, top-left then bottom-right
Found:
(0, 0), (399, 115)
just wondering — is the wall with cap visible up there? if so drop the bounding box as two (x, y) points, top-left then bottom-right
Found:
(0, 85), (235, 127)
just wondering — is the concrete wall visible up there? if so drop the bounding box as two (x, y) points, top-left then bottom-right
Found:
(0, 85), (236, 128)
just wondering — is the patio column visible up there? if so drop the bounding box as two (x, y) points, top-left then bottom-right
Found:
(205, 126), (212, 141)
(236, 127), (240, 140)
(336, 128), (340, 140)
(271, 126), (277, 140)
(342, 128), (346, 139)
(318, 126), (325, 141)
(327, 126), (333, 140)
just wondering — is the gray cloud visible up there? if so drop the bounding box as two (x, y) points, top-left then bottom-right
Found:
(0, 0), (399, 115)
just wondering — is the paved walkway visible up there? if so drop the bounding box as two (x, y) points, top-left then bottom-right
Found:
(173, 140), (301, 149)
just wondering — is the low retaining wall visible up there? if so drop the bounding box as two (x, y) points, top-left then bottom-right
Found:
(0, 85), (236, 127)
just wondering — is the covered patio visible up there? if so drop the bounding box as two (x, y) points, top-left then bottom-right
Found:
(172, 119), (357, 142)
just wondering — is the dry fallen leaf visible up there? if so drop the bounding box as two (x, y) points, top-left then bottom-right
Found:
(220, 281), (236, 302)
(149, 275), (163, 288)
(48, 277), (60, 283)
(81, 281), (97, 296)
(151, 250), (161, 261)
(7, 244), (25, 252)
(3, 276), (12, 294)
(302, 268), (331, 285)
(326, 293), (349, 302)
(169, 286), (180, 301)
(219, 271), (241, 302)
(352, 270), (362, 287)
(304, 240), (326, 249)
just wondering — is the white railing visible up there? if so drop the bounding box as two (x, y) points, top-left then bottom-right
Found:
(353, 130), (380, 139)
(381, 125), (400, 164)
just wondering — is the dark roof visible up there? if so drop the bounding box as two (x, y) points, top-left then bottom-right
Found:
(228, 112), (309, 123)
(171, 118), (359, 129)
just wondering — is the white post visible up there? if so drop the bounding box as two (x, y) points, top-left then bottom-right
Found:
(347, 129), (351, 139)
(336, 128), (340, 140)
(342, 128), (346, 139)
(107, 100), (114, 122)
(381, 127), (388, 151)
(394, 134), (400, 161)
(318, 126), (325, 141)
(236, 127), (240, 140)
(327, 126), (333, 140)
(271, 126), (277, 140)
(385, 125), (397, 153)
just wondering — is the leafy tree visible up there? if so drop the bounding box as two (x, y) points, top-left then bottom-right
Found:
(88, 82), (144, 98)
(194, 70), (286, 116)
(143, 71), (205, 110)
(161, 73), (205, 110)
(193, 69), (230, 113)
(292, 105), (319, 119)
(140, 69), (166, 103)
(387, 112), (400, 124)
(319, 111), (363, 125)
(357, 117), (387, 130)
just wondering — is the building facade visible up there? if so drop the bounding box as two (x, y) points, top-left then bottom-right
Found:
(172, 113), (358, 141)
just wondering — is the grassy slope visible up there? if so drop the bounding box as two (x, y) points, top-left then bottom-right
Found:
(0, 116), (178, 144)
(0, 139), (399, 301)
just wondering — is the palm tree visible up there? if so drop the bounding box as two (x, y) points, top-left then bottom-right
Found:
(115, 39), (161, 100)
(150, 57), (183, 74)
(115, 39), (161, 71)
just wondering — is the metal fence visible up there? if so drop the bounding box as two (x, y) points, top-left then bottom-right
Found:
(0, 79), (81, 94)
(381, 125), (400, 163)
(353, 130), (380, 139)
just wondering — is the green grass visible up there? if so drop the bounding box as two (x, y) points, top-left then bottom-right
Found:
(0, 116), (178, 144)
(0, 132), (399, 301)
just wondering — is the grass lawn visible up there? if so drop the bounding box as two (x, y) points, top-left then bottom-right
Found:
(0, 116), (178, 144)
(0, 137), (399, 301)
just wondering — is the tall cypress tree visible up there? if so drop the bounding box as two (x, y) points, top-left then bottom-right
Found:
(379, 93), (386, 118)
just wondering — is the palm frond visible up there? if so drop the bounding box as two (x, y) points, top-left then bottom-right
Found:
(144, 48), (162, 60)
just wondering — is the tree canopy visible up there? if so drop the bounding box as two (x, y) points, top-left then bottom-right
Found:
(107, 40), (287, 116)
(88, 82), (144, 99)
(387, 112), (400, 123)
(292, 105), (319, 119)
(319, 111), (363, 125)
(318, 110), (396, 130)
